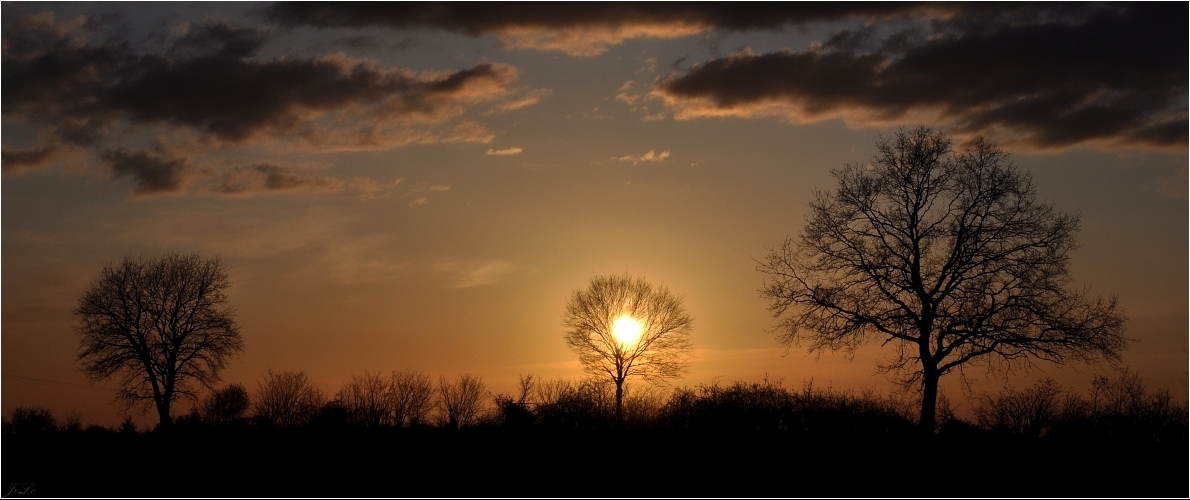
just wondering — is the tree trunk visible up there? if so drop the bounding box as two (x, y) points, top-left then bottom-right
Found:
(614, 379), (624, 426)
(156, 400), (173, 430)
(919, 367), (939, 434)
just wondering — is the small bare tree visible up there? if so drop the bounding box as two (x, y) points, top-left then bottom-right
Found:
(253, 369), (325, 428)
(75, 253), (244, 429)
(437, 374), (487, 429)
(337, 371), (394, 428)
(391, 369), (435, 427)
(758, 126), (1128, 432)
(562, 274), (693, 423)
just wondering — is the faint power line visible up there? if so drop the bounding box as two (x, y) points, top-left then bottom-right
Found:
(2, 374), (114, 392)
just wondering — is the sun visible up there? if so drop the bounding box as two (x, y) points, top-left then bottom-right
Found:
(612, 315), (643, 346)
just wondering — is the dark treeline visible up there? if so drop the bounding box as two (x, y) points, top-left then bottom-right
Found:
(6, 370), (1185, 440)
(4, 370), (1186, 497)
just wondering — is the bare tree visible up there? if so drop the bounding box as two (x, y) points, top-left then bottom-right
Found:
(253, 369), (325, 428)
(75, 253), (244, 429)
(200, 383), (251, 426)
(337, 371), (395, 428)
(758, 126), (1128, 432)
(562, 274), (694, 423)
(437, 374), (487, 429)
(391, 369), (435, 427)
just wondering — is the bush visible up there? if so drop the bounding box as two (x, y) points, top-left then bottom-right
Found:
(10, 406), (58, 433)
(660, 380), (914, 434)
(202, 383), (251, 426)
(118, 416), (138, 434)
(972, 370), (1188, 442)
(533, 378), (617, 430)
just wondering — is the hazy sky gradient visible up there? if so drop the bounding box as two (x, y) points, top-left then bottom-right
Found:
(3, 2), (1186, 426)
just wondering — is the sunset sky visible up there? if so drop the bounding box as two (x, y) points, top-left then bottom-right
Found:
(3, 2), (1186, 426)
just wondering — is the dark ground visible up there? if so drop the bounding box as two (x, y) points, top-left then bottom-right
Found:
(3, 429), (1186, 498)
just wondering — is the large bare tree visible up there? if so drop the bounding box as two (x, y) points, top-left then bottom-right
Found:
(562, 274), (693, 423)
(758, 127), (1128, 432)
(75, 253), (244, 429)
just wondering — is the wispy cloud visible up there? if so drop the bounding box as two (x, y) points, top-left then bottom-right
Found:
(614, 150), (671, 164)
(615, 81), (641, 105)
(486, 147), (523, 156)
(348, 177), (405, 200)
(434, 259), (518, 288)
(486, 89), (549, 114)
(637, 57), (658, 74)
(211, 164), (343, 196)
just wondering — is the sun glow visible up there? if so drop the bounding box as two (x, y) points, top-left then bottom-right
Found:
(612, 315), (643, 346)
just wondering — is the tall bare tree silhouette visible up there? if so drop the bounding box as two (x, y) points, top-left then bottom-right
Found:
(562, 274), (693, 424)
(758, 126), (1128, 432)
(75, 253), (244, 429)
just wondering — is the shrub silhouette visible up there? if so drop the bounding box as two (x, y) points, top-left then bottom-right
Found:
(974, 370), (1188, 441)
(9, 406), (58, 433)
(533, 378), (617, 430)
(201, 383), (251, 427)
(661, 380), (915, 433)
(62, 411), (85, 432)
(118, 415), (138, 434)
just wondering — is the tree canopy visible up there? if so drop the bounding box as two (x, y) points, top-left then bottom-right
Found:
(758, 126), (1128, 431)
(562, 274), (693, 423)
(76, 253), (244, 429)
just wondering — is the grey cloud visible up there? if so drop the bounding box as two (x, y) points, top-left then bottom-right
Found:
(3, 16), (519, 147)
(102, 148), (190, 196)
(263, 2), (947, 56)
(263, 2), (935, 33)
(212, 164), (343, 195)
(1, 145), (57, 174)
(652, 4), (1187, 149)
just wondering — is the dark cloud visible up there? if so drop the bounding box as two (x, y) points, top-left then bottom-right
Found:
(1, 145), (57, 174)
(263, 2), (933, 33)
(212, 164), (343, 195)
(264, 2), (947, 56)
(102, 148), (190, 196)
(652, 4), (1187, 149)
(336, 34), (378, 49)
(2, 15), (517, 148)
(1, 12), (522, 197)
(170, 22), (269, 60)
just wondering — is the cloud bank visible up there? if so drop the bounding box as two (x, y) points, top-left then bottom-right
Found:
(650, 4), (1187, 150)
(264, 3), (940, 56)
(1, 12), (525, 195)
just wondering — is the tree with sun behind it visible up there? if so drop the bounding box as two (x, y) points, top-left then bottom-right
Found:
(562, 274), (694, 424)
